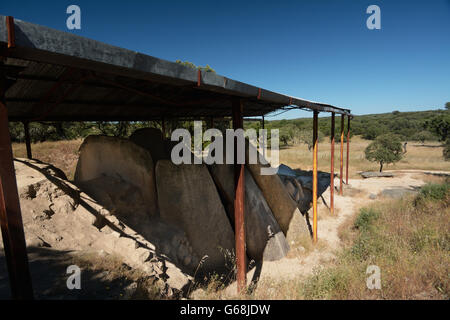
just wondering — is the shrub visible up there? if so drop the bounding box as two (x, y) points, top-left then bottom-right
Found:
(416, 182), (450, 203)
(353, 208), (380, 232)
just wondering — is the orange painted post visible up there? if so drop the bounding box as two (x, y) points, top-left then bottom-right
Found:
(339, 114), (344, 195)
(330, 113), (335, 215)
(261, 115), (265, 158)
(312, 110), (319, 243)
(346, 116), (350, 185)
(232, 99), (246, 293)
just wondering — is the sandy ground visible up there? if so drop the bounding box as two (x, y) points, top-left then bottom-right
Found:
(223, 170), (446, 297)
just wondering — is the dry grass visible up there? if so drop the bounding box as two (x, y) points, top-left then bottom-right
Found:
(279, 136), (450, 179)
(71, 251), (165, 299)
(12, 139), (82, 180)
(299, 186), (449, 300)
(195, 182), (450, 300)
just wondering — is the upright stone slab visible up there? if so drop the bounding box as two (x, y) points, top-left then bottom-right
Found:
(74, 135), (158, 216)
(245, 142), (310, 241)
(209, 164), (289, 261)
(155, 160), (235, 274)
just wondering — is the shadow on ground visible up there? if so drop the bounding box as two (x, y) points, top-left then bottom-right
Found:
(0, 247), (139, 300)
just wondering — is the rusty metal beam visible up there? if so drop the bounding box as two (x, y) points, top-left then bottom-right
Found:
(91, 73), (223, 107)
(330, 113), (335, 215)
(232, 98), (246, 293)
(312, 110), (318, 243)
(23, 122), (32, 159)
(0, 68), (33, 299)
(339, 114), (344, 195)
(346, 116), (350, 185)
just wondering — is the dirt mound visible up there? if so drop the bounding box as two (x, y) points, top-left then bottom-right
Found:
(0, 158), (192, 298)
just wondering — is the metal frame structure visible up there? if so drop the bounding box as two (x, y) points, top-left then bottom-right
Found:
(0, 15), (352, 298)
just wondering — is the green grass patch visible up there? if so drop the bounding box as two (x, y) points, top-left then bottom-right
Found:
(416, 182), (450, 203)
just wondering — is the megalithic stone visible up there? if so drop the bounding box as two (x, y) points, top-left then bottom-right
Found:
(74, 135), (158, 217)
(244, 141), (310, 242)
(156, 160), (235, 275)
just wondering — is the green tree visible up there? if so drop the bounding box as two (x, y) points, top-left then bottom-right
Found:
(413, 130), (435, 144)
(424, 115), (450, 141)
(364, 134), (403, 172)
(444, 139), (450, 161)
(293, 129), (324, 151)
(445, 102), (450, 110)
(362, 125), (383, 140)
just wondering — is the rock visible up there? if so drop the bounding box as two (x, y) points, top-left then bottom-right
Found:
(134, 247), (152, 263)
(52, 195), (75, 215)
(369, 193), (377, 200)
(247, 161), (309, 239)
(74, 135), (158, 217)
(156, 160), (235, 274)
(164, 261), (192, 292)
(26, 235), (49, 248)
(360, 171), (394, 178)
(74, 205), (98, 226)
(278, 165), (330, 214)
(116, 237), (138, 252)
(380, 188), (416, 199)
(209, 164), (289, 261)
(121, 282), (138, 299)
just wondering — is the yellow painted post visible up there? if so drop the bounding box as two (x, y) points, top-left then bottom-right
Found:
(339, 114), (344, 195)
(330, 113), (335, 215)
(313, 110), (318, 243)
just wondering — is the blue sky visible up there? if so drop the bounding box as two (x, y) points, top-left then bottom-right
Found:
(1, 0), (449, 119)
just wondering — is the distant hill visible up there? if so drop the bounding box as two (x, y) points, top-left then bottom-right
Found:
(246, 109), (449, 143)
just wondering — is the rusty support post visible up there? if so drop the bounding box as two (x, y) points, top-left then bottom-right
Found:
(0, 69), (33, 299)
(346, 116), (350, 185)
(312, 110), (318, 243)
(330, 113), (335, 215)
(339, 114), (344, 195)
(6, 16), (15, 49)
(23, 122), (32, 159)
(232, 98), (246, 293)
(261, 116), (265, 158)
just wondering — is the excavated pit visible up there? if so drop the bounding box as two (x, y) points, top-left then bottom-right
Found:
(1, 128), (332, 298)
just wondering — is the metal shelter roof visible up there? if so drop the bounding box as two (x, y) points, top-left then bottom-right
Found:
(0, 15), (352, 121)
